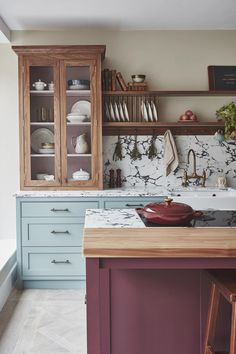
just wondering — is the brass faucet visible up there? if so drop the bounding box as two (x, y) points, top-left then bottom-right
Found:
(182, 149), (206, 187)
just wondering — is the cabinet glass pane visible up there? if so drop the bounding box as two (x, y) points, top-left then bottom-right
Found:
(65, 65), (92, 182)
(29, 66), (56, 182)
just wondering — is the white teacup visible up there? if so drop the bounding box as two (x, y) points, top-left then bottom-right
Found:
(48, 82), (54, 91)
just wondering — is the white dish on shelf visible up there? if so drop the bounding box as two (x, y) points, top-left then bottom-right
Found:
(118, 102), (126, 122)
(36, 173), (48, 180)
(123, 102), (129, 121)
(38, 148), (55, 154)
(67, 114), (87, 123)
(114, 102), (120, 121)
(71, 100), (91, 119)
(68, 84), (89, 90)
(151, 100), (158, 121)
(141, 101), (148, 122)
(105, 102), (111, 121)
(109, 103), (116, 121)
(146, 101), (153, 122)
(31, 128), (54, 153)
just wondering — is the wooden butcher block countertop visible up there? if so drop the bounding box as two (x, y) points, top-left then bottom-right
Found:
(83, 209), (236, 258)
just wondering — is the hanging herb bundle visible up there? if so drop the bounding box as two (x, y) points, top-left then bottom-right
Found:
(113, 135), (123, 161)
(148, 135), (158, 160)
(130, 135), (142, 161)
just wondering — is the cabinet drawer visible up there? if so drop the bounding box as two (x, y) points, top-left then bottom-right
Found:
(104, 198), (164, 209)
(22, 247), (85, 277)
(22, 201), (99, 217)
(22, 218), (84, 246)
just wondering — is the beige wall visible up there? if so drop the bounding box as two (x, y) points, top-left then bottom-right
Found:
(0, 43), (18, 238)
(1, 30), (236, 237)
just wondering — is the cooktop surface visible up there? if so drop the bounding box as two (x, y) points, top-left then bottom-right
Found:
(139, 210), (236, 227)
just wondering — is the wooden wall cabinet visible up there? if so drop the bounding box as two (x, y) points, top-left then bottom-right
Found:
(13, 45), (106, 190)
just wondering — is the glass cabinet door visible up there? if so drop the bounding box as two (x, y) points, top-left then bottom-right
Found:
(60, 60), (101, 188)
(23, 58), (61, 187)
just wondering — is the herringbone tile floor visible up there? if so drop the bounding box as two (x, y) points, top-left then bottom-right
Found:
(0, 289), (87, 354)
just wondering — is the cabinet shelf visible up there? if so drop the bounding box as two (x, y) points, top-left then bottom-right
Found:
(67, 154), (92, 157)
(103, 90), (236, 97)
(31, 154), (55, 157)
(66, 122), (91, 126)
(30, 90), (54, 96)
(30, 122), (54, 126)
(102, 121), (224, 136)
(66, 90), (90, 96)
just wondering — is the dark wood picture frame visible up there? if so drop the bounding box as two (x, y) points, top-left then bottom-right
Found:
(208, 65), (236, 91)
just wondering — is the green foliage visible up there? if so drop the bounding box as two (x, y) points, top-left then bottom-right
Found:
(130, 136), (142, 161)
(216, 102), (236, 139)
(148, 135), (158, 160)
(113, 136), (123, 161)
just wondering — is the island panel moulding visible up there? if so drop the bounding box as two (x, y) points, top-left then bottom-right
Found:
(103, 135), (236, 188)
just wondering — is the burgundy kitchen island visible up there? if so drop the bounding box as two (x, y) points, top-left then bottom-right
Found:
(83, 209), (236, 354)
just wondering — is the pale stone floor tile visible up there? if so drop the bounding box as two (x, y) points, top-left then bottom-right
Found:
(0, 289), (87, 354)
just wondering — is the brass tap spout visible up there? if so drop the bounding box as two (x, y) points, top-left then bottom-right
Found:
(182, 149), (207, 187)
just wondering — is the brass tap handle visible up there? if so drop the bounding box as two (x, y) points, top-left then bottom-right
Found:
(164, 198), (173, 206)
(202, 169), (206, 187)
(182, 170), (188, 187)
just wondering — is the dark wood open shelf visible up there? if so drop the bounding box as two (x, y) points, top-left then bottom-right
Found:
(102, 121), (224, 135)
(103, 90), (236, 96)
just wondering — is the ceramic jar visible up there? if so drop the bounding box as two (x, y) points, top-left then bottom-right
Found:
(72, 169), (90, 181)
(71, 133), (89, 154)
(33, 79), (47, 91)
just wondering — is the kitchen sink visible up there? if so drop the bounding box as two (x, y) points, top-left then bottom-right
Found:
(167, 187), (236, 210)
(169, 187), (236, 197)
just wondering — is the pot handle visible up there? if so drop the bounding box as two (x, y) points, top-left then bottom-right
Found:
(135, 207), (144, 215)
(193, 210), (203, 218)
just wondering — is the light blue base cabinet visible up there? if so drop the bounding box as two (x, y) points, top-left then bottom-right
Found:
(16, 195), (164, 289)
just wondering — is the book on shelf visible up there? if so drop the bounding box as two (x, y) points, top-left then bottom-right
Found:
(111, 70), (117, 91)
(102, 68), (113, 91)
(128, 82), (148, 91)
(102, 68), (109, 91)
(116, 72), (127, 91)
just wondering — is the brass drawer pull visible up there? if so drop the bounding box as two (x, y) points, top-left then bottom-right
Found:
(125, 203), (144, 207)
(51, 259), (71, 264)
(51, 208), (69, 212)
(51, 230), (70, 235)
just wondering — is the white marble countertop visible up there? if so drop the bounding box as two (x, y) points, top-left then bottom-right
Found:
(84, 209), (145, 228)
(14, 187), (166, 198)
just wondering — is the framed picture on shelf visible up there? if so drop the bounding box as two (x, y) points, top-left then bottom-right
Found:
(208, 65), (236, 91)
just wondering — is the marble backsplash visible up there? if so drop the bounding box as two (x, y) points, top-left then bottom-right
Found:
(103, 136), (236, 188)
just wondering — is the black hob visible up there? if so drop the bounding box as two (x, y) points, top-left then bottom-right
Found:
(139, 210), (236, 228)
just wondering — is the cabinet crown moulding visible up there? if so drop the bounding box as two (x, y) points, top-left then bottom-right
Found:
(12, 45), (106, 59)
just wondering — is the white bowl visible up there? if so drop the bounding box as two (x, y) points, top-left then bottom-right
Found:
(67, 115), (86, 123)
(38, 148), (55, 154)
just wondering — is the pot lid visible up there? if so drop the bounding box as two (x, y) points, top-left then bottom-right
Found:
(144, 198), (194, 217)
(34, 79), (46, 84)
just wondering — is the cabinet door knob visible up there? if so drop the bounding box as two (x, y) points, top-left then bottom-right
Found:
(125, 203), (144, 207)
(51, 230), (70, 235)
(51, 259), (71, 264)
(51, 208), (69, 212)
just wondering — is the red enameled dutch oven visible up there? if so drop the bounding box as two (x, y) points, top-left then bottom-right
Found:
(137, 198), (202, 226)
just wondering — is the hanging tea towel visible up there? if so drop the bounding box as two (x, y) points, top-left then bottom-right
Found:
(163, 130), (179, 176)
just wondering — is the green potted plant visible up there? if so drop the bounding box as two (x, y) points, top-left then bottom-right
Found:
(216, 101), (236, 139)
